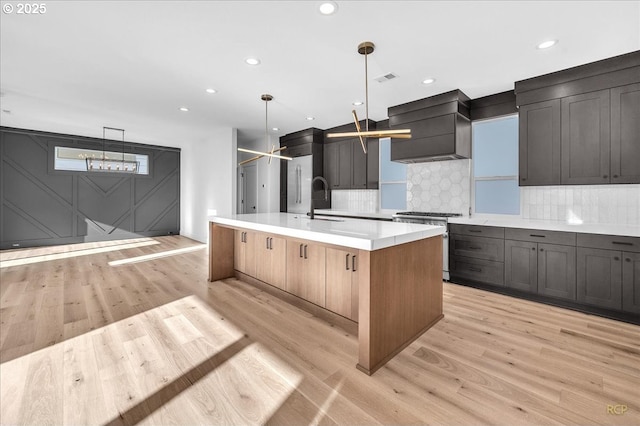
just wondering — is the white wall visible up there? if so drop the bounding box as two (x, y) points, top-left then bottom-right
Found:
(177, 127), (237, 242)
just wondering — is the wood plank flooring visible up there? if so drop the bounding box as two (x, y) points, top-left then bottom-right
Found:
(1, 236), (639, 425)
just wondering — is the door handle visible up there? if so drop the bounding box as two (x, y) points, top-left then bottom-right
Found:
(352, 255), (357, 272)
(346, 253), (350, 270)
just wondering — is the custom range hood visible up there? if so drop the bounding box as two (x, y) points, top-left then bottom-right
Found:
(388, 90), (471, 163)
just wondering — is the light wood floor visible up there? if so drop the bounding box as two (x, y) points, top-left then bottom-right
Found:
(1, 236), (639, 425)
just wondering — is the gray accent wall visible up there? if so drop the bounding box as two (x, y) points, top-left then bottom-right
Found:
(0, 127), (180, 249)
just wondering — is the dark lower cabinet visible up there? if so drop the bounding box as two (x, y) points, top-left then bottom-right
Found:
(622, 252), (640, 314)
(504, 240), (538, 292)
(450, 256), (504, 286)
(576, 247), (622, 310)
(537, 243), (577, 300)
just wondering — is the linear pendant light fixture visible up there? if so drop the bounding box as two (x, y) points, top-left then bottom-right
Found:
(327, 41), (411, 154)
(237, 94), (292, 166)
(86, 127), (139, 173)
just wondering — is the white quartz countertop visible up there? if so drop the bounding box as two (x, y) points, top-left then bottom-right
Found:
(448, 217), (640, 238)
(209, 213), (444, 251)
(314, 209), (395, 220)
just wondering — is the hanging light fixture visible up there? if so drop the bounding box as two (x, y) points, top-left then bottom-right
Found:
(327, 41), (411, 153)
(238, 94), (292, 166)
(86, 127), (139, 173)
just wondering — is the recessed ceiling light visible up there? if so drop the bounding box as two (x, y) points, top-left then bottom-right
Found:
(206, 88), (217, 94)
(319, 1), (338, 15)
(179, 107), (189, 112)
(245, 57), (261, 65)
(272, 127), (279, 131)
(306, 116), (315, 121)
(537, 40), (558, 49)
(352, 101), (363, 106)
(422, 78), (436, 85)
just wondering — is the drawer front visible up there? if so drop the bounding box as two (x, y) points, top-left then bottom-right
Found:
(577, 233), (640, 253)
(450, 256), (504, 286)
(504, 228), (576, 246)
(450, 234), (504, 261)
(449, 224), (505, 239)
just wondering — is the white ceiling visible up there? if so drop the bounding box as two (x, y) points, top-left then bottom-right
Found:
(1, 1), (639, 147)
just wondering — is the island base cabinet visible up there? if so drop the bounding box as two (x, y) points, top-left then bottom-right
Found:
(576, 247), (622, 310)
(234, 230), (256, 277)
(623, 252), (640, 314)
(326, 247), (359, 321)
(286, 240), (326, 307)
(358, 236), (443, 375)
(537, 243), (576, 301)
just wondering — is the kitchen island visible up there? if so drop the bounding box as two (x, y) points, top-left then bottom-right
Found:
(208, 213), (445, 375)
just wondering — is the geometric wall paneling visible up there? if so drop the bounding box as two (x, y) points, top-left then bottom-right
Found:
(1, 127), (180, 249)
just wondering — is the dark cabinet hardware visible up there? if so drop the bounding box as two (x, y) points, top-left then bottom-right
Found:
(304, 245), (308, 259)
(266, 237), (269, 249)
(299, 243), (303, 258)
(530, 234), (546, 238)
(626, 258), (632, 262)
(540, 248), (544, 252)
(603, 175), (608, 179)
(469, 229), (482, 233)
(532, 247), (536, 250)
(613, 174), (619, 178)
(469, 246), (482, 250)
(352, 255), (357, 272)
(612, 241), (633, 246)
(346, 254), (350, 270)
(614, 256), (620, 261)
(269, 238), (273, 250)
(468, 266), (482, 272)
(521, 178), (527, 181)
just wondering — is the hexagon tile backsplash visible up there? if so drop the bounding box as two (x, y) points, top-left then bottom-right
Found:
(406, 159), (471, 214)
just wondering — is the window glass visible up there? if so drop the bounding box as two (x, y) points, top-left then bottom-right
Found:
(472, 115), (519, 215)
(379, 138), (407, 210)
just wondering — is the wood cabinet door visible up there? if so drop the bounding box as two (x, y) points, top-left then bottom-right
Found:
(326, 247), (354, 318)
(269, 236), (287, 290)
(611, 83), (640, 184)
(303, 243), (326, 307)
(518, 100), (561, 186)
(285, 240), (305, 298)
(622, 252), (640, 314)
(537, 243), (576, 300)
(351, 139), (368, 189)
(234, 230), (246, 273)
(255, 233), (271, 283)
(561, 90), (611, 185)
(243, 231), (257, 277)
(576, 247), (622, 310)
(504, 240), (538, 292)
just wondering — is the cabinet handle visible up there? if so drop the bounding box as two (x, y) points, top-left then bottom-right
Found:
(468, 267), (482, 272)
(299, 243), (303, 258)
(469, 229), (482, 233)
(352, 255), (357, 272)
(603, 175), (608, 179)
(266, 237), (270, 249)
(521, 178), (527, 181)
(613, 174), (619, 178)
(530, 234), (546, 238)
(346, 254), (350, 270)
(539, 248), (544, 252)
(612, 241), (633, 246)
(468, 246), (482, 250)
(614, 256), (620, 261)
(270, 238), (273, 250)
(242, 232), (246, 243)
(626, 258), (632, 262)
(304, 245), (308, 259)
(531, 247), (536, 251)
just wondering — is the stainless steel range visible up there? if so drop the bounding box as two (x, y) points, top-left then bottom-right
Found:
(392, 211), (463, 281)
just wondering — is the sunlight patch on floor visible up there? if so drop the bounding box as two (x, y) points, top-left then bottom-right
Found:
(0, 239), (160, 268)
(108, 244), (207, 266)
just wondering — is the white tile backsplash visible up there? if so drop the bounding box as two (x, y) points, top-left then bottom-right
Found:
(406, 159), (471, 214)
(521, 184), (640, 225)
(331, 189), (379, 213)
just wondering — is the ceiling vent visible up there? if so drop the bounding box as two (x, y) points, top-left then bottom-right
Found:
(374, 72), (398, 83)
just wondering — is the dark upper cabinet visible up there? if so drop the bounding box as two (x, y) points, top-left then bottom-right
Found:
(611, 83), (640, 184)
(518, 100), (561, 186)
(622, 252), (640, 314)
(560, 90), (611, 185)
(515, 51), (640, 187)
(388, 90), (471, 163)
(576, 247), (622, 310)
(323, 120), (378, 190)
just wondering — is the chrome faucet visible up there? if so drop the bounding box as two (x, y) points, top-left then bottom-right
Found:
(309, 176), (329, 220)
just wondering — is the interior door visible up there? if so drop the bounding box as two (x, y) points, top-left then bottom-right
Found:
(241, 164), (258, 214)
